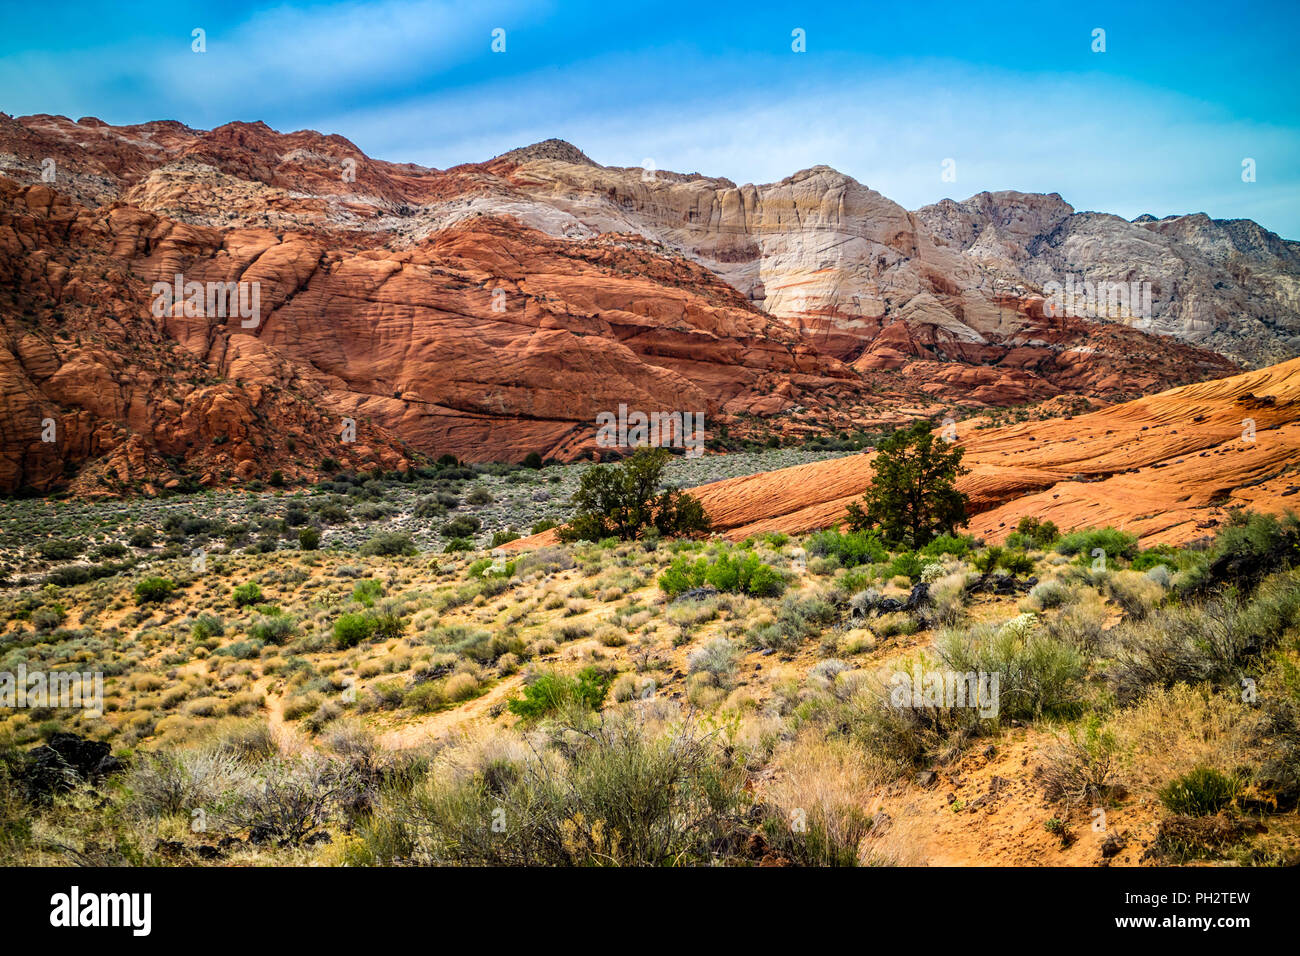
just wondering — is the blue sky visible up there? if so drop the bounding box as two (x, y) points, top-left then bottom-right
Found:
(2, 0), (1298, 237)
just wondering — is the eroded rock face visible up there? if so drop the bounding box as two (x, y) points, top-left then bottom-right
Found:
(586, 357), (1300, 548)
(0, 114), (1271, 493)
(0, 173), (861, 492)
(494, 155), (1297, 368)
(0, 180), (413, 494)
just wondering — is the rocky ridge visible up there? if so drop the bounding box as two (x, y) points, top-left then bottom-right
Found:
(0, 114), (1282, 493)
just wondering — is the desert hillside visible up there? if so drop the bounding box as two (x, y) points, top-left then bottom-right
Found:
(1, 452), (1297, 867)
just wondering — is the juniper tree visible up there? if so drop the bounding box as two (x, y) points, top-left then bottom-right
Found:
(845, 421), (969, 548)
(560, 447), (710, 542)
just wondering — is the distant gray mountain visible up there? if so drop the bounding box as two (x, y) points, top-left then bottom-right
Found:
(913, 193), (1300, 366)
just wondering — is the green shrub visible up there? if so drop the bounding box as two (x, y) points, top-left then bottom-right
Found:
(371, 604), (406, 641)
(440, 516), (481, 538)
(353, 579), (384, 607)
(936, 618), (1086, 721)
(468, 557), (514, 579)
(806, 529), (887, 568)
(658, 552), (785, 598)
(1027, 578), (1070, 610)
(531, 519), (558, 534)
(298, 527), (321, 550)
(921, 534), (975, 558)
(748, 596), (838, 653)
(350, 716), (747, 866)
(232, 582), (263, 607)
(191, 613), (225, 641)
(438, 628), (526, 665)
(359, 532), (418, 557)
(1005, 516), (1060, 550)
(885, 551), (925, 582)
(215, 640), (262, 659)
(1039, 715), (1123, 805)
(38, 539), (83, 561)
(134, 576), (176, 604)
(1056, 527), (1138, 563)
(999, 551), (1036, 577)
(413, 496), (447, 519)
(403, 682), (446, 713)
(31, 605), (66, 631)
(1159, 767), (1241, 816)
(1180, 511), (1300, 595)
(658, 558), (705, 597)
(465, 485), (494, 505)
(334, 612), (377, 648)
(249, 613), (296, 645)
(970, 544), (1039, 579)
(46, 561), (133, 586)
(971, 546), (1003, 577)
(507, 666), (611, 720)
(744, 562), (787, 598)
(491, 530), (521, 547)
(1128, 545), (1177, 572)
(1108, 567), (1300, 703)
(317, 502), (350, 524)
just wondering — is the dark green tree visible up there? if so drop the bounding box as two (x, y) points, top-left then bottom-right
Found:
(560, 447), (711, 542)
(844, 421), (970, 547)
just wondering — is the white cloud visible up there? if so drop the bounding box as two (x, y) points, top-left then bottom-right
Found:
(307, 57), (1299, 236)
(2, 3), (1295, 237)
(159, 0), (535, 110)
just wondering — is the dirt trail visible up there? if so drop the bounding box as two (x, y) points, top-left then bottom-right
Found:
(375, 673), (525, 749)
(255, 676), (308, 755)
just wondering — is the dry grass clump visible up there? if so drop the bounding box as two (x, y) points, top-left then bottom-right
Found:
(442, 672), (481, 702)
(760, 732), (888, 865)
(1103, 570), (1167, 620)
(593, 625), (627, 648)
(609, 672), (638, 702)
(347, 713), (752, 866)
(1109, 684), (1264, 800)
(925, 570), (970, 626)
(1019, 577), (1071, 613)
(283, 692), (325, 722)
(1038, 714), (1124, 807)
(1043, 588), (1108, 651)
(687, 638), (739, 685)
